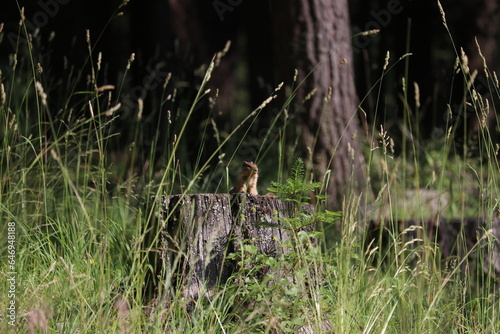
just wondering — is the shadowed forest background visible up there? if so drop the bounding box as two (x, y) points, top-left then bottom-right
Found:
(1, 0), (499, 207)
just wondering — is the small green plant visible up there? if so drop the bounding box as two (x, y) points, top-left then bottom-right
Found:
(266, 157), (341, 231)
(267, 157), (323, 204)
(224, 232), (331, 333)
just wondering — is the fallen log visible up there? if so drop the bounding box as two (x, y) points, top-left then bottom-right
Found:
(367, 217), (500, 278)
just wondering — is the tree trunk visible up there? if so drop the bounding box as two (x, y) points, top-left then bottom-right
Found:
(272, 0), (369, 208)
(146, 193), (315, 308)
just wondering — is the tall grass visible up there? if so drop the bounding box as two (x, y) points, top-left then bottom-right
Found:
(1, 4), (499, 333)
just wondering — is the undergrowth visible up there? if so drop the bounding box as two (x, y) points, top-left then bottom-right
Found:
(0, 2), (499, 333)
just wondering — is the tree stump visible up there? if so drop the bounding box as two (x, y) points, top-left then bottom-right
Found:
(147, 193), (315, 307)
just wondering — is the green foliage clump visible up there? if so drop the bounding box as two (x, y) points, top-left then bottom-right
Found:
(224, 231), (328, 333)
(267, 158), (323, 204)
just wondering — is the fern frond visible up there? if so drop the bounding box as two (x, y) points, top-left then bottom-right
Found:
(267, 158), (322, 204)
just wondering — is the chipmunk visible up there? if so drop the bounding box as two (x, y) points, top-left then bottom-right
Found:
(230, 161), (259, 195)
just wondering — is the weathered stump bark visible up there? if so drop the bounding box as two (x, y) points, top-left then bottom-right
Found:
(147, 193), (315, 307)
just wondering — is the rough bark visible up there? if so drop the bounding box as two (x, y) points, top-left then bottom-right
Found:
(147, 193), (315, 308)
(273, 0), (369, 208)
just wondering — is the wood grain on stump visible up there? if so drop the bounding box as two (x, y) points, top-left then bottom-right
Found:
(147, 193), (315, 306)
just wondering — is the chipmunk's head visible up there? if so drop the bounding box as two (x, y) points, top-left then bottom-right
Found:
(242, 161), (258, 176)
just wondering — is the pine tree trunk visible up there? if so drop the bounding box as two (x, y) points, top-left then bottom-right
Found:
(147, 193), (315, 308)
(273, 0), (370, 208)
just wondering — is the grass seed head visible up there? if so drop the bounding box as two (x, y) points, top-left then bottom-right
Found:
(35, 81), (47, 107)
(0, 83), (5, 106)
